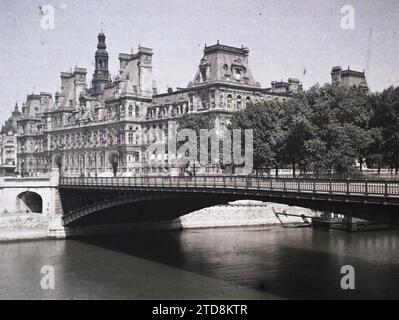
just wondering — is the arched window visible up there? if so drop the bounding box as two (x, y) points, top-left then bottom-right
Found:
(246, 96), (251, 107)
(227, 94), (232, 109)
(237, 95), (242, 110)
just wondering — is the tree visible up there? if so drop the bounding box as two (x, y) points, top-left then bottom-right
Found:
(179, 113), (213, 134)
(178, 113), (214, 173)
(230, 101), (284, 175)
(367, 87), (399, 175)
(305, 84), (372, 175)
(280, 92), (315, 176)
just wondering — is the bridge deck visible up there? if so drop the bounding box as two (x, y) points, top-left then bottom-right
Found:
(59, 176), (399, 197)
(59, 176), (399, 226)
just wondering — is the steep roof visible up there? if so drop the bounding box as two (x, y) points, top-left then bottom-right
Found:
(191, 43), (260, 88)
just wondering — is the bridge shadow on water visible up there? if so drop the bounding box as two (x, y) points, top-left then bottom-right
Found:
(72, 226), (399, 299)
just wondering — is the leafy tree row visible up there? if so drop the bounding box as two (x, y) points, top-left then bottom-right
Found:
(231, 84), (399, 177)
(179, 84), (399, 177)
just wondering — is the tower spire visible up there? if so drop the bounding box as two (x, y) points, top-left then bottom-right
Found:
(91, 31), (110, 95)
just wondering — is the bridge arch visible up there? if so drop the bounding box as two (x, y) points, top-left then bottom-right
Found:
(59, 188), (247, 227)
(16, 191), (43, 214)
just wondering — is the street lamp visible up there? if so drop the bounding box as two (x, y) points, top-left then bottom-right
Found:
(59, 143), (64, 175)
(20, 145), (25, 177)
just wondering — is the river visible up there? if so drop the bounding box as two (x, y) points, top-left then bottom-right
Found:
(1, 226), (399, 299)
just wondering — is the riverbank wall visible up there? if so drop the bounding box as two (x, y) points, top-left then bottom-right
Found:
(0, 213), (50, 241)
(0, 201), (317, 241)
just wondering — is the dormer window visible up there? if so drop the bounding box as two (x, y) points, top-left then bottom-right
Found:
(235, 70), (241, 81)
(200, 68), (207, 81)
(199, 57), (210, 82)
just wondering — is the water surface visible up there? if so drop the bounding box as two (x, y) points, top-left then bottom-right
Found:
(1, 227), (399, 299)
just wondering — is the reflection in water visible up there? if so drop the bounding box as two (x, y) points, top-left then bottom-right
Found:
(1, 227), (399, 299)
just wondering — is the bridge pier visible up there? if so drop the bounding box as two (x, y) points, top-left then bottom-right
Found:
(0, 168), (66, 241)
(48, 169), (66, 238)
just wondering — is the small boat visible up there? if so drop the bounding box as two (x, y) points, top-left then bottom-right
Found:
(272, 208), (312, 228)
(281, 222), (312, 228)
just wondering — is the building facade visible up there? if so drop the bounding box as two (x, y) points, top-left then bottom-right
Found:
(331, 66), (369, 91)
(15, 33), (300, 177)
(0, 104), (21, 175)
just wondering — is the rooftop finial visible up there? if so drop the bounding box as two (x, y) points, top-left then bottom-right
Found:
(100, 21), (104, 32)
(217, 40), (219, 44)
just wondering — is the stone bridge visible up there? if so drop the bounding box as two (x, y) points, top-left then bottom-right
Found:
(0, 170), (65, 238)
(59, 176), (399, 227)
(2, 174), (399, 240)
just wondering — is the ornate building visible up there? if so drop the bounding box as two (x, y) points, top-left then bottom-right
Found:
(0, 104), (21, 175)
(331, 66), (369, 92)
(16, 33), (300, 177)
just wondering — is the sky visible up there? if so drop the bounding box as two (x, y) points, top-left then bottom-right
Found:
(0, 0), (398, 123)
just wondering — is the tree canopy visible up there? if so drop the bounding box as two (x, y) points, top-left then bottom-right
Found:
(230, 83), (397, 177)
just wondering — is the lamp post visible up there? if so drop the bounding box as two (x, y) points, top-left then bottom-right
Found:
(20, 145), (25, 178)
(101, 131), (107, 175)
(95, 151), (98, 179)
(59, 143), (64, 176)
(80, 150), (84, 177)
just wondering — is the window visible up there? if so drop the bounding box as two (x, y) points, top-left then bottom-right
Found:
(235, 70), (241, 81)
(226, 94), (232, 109)
(135, 105), (139, 118)
(237, 96), (242, 110)
(128, 133), (134, 144)
(200, 68), (207, 81)
(246, 96), (251, 107)
(128, 105), (133, 116)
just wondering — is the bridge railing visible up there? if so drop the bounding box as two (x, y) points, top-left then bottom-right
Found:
(59, 176), (399, 197)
